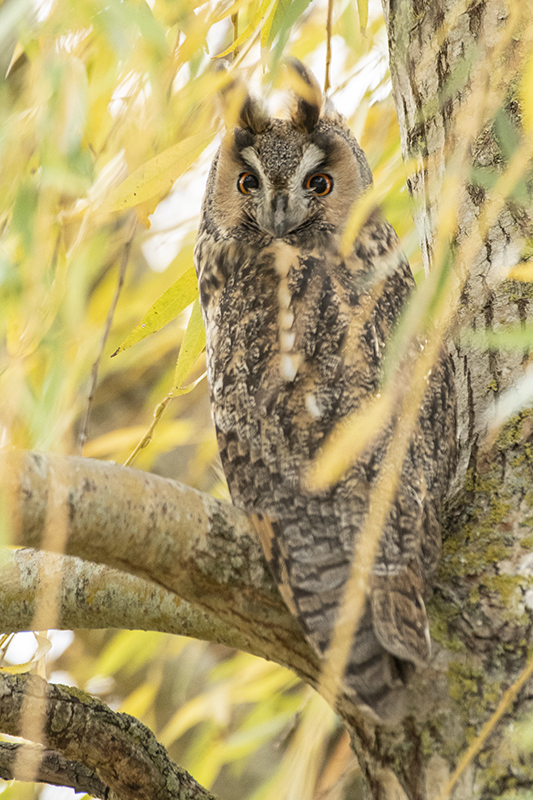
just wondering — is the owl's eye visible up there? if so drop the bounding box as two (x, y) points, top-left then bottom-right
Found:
(237, 172), (260, 194)
(305, 173), (333, 196)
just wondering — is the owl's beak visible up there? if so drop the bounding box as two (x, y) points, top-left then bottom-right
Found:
(269, 192), (292, 238)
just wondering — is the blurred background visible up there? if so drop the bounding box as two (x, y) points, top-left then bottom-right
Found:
(0, 0), (418, 796)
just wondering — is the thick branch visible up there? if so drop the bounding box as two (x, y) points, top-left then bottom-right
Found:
(0, 673), (217, 800)
(0, 450), (318, 688)
(0, 742), (110, 799)
(0, 548), (266, 651)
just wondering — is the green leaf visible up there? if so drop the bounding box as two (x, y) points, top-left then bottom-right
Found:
(112, 267), (198, 355)
(172, 298), (206, 394)
(102, 131), (216, 212)
(272, 0), (313, 61)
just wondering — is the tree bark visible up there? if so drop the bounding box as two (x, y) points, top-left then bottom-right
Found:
(0, 450), (317, 685)
(0, 673), (217, 800)
(343, 0), (533, 797)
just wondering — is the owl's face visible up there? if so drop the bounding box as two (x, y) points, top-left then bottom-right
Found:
(202, 63), (373, 248)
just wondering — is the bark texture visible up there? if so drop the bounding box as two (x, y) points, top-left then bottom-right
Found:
(342, 0), (533, 797)
(0, 673), (217, 800)
(0, 450), (316, 684)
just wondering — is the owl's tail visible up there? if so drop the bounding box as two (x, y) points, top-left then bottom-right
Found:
(314, 569), (430, 722)
(252, 512), (422, 722)
(339, 600), (414, 722)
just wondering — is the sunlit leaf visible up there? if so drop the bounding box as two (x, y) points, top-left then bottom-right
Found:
(356, 0), (368, 33)
(508, 263), (533, 281)
(521, 51), (533, 142)
(119, 680), (158, 717)
(172, 299), (206, 394)
(102, 131), (216, 212)
(215, 0), (274, 57)
(306, 391), (395, 490)
(95, 630), (168, 676)
(260, 0), (280, 50)
(271, 0), (313, 60)
(112, 267), (198, 355)
(83, 420), (194, 458)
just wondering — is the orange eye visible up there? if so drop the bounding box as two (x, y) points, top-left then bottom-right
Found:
(237, 172), (260, 194)
(305, 173), (333, 196)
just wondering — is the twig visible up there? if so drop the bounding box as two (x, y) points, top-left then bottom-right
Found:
(123, 390), (174, 467)
(0, 673), (218, 800)
(77, 216), (137, 454)
(231, 12), (239, 60)
(324, 0), (333, 94)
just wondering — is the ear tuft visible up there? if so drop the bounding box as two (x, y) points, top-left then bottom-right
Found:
(214, 63), (269, 134)
(285, 58), (323, 133)
(238, 93), (269, 134)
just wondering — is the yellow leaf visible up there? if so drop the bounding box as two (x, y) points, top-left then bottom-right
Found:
(172, 299), (206, 394)
(356, 0), (368, 34)
(119, 681), (158, 717)
(83, 421), (193, 458)
(215, 0), (274, 57)
(306, 391), (395, 490)
(260, 0), (279, 49)
(0, 662), (34, 675)
(101, 131), (216, 213)
(112, 267), (198, 355)
(507, 263), (533, 282)
(521, 52), (533, 142)
(213, 0), (254, 23)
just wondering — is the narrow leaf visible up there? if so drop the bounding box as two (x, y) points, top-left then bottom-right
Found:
(260, 0), (279, 49)
(356, 0), (368, 34)
(173, 299), (206, 394)
(112, 267), (198, 355)
(216, 0), (274, 57)
(521, 52), (533, 141)
(102, 131), (215, 212)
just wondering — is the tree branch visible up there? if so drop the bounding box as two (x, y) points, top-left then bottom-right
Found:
(0, 450), (318, 688)
(0, 742), (111, 799)
(0, 673), (218, 800)
(0, 547), (269, 652)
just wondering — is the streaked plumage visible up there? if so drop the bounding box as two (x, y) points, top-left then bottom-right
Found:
(194, 61), (456, 721)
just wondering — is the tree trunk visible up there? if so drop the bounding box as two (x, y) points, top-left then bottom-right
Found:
(343, 1), (533, 797)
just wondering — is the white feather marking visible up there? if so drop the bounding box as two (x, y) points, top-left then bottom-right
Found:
(278, 282), (291, 309)
(305, 394), (322, 419)
(280, 353), (302, 382)
(280, 310), (294, 328)
(280, 330), (296, 351)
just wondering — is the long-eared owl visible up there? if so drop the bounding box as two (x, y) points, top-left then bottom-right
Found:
(194, 61), (456, 721)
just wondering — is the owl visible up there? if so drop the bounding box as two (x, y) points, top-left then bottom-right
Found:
(194, 61), (456, 721)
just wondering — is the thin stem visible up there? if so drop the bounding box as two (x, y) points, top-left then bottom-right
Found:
(77, 215), (136, 454)
(123, 391), (174, 467)
(324, 0), (333, 93)
(438, 654), (533, 800)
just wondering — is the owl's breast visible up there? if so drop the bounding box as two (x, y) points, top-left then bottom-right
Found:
(200, 239), (384, 494)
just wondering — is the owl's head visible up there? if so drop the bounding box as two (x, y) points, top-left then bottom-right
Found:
(203, 60), (373, 246)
